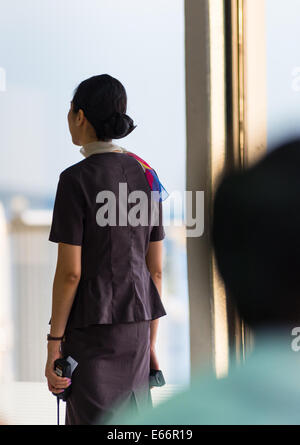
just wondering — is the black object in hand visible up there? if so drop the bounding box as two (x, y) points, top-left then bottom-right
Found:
(53, 356), (78, 401)
(53, 358), (72, 401)
(149, 369), (166, 387)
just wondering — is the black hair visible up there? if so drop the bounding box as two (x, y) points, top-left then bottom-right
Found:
(212, 139), (300, 329)
(72, 74), (137, 141)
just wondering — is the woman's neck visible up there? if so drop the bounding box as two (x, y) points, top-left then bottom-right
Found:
(80, 136), (112, 145)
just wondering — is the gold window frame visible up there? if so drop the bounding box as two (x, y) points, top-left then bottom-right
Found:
(185, 0), (267, 379)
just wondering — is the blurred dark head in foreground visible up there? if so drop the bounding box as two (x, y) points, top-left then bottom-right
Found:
(212, 139), (300, 329)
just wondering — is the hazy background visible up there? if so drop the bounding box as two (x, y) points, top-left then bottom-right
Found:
(0, 0), (186, 199)
(266, 0), (300, 148)
(0, 0), (189, 389)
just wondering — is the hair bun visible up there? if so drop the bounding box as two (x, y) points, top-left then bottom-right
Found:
(103, 112), (137, 139)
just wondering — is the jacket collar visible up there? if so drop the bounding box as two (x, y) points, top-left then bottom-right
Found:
(80, 140), (128, 158)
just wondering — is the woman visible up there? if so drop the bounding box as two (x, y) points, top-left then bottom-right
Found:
(44, 74), (167, 425)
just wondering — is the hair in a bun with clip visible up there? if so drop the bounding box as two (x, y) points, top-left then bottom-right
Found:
(72, 74), (137, 141)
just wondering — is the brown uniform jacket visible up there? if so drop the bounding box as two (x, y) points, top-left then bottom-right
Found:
(49, 152), (167, 330)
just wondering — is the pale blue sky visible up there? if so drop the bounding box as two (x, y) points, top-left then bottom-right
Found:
(0, 0), (185, 196)
(1, 0), (300, 197)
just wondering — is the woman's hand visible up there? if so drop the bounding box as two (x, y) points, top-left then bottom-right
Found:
(45, 342), (71, 395)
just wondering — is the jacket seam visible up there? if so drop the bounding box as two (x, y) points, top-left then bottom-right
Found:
(120, 156), (138, 320)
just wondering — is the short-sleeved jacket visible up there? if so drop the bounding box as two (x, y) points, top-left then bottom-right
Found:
(49, 152), (167, 330)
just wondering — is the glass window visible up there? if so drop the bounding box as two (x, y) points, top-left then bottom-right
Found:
(266, 0), (300, 149)
(0, 0), (188, 423)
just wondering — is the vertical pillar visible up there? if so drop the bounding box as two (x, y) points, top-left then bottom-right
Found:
(185, 0), (215, 375)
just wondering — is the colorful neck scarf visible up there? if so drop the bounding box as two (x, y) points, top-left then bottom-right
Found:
(125, 151), (169, 202)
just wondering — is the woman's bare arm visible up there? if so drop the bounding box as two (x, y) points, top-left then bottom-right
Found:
(146, 240), (163, 367)
(49, 242), (82, 337)
(45, 242), (82, 394)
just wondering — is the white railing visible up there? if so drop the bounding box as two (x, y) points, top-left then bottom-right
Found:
(0, 381), (187, 425)
(8, 210), (56, 382)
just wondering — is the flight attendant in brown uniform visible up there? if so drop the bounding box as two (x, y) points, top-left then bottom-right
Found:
(44, 74), (167, 425)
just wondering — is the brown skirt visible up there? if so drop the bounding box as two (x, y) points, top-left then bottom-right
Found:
(61, 320), (152, 425)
